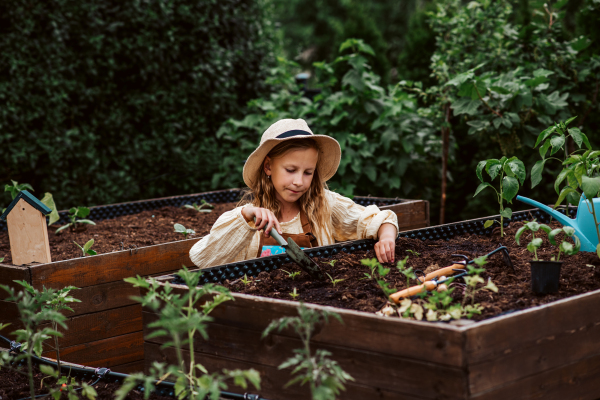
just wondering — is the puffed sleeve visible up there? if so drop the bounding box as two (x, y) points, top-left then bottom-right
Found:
(189, 206), (259, 269)
(328, 190), (399, 242)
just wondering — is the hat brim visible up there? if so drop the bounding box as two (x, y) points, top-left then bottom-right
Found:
(243, 135), (341, 189)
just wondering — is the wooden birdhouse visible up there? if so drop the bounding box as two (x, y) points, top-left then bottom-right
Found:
(0, 190), (52, 266)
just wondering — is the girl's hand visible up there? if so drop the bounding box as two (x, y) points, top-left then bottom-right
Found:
(375, 223), (397, 263)
(242, 206), (282, 237)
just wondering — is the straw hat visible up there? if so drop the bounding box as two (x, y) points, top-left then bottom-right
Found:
(243, 119), (341, 189)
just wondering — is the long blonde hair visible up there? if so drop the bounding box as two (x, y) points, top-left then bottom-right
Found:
(238, 139), (331, 243)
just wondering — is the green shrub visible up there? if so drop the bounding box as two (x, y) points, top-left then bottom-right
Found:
(0, 0), (275, 207)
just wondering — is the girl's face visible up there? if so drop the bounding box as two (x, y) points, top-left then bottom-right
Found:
(264, 147), (319, 207)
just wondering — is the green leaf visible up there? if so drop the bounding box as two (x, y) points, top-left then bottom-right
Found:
(77, 207), (91, 218)
(502, 176), (519, 202)
(515, 226), (527, 245)
(474, 182), (494, 197)
(458, 79), (487, 100)
(549, 135), (566, 155)
(476, 160), (486, 182)
(534, 125), (557, 148)
(483, 220), (494, 229)
(500, 208), (512, 219)
(341, 69), (365, 91)
(548, 228), (562, 246)
(568, 128), (584, 148)
(533, 68), (555, 78)
(526, 221), (540, 232)
(451, 98), (480, 116)
(174, 223), (186, 233)
(41, 193), (60, 226)
(83, 239), (94, 253)
(506, 158), (526, 184)
(554, 186), (579, 208)
(554, 169), (569, 194)
(39, 364), (58, 378)
(582, 176), (600, 200)
(531, 160), (546, 189)
(486, 159), (503, 181)
(364, 165), (377, 182)
(539, 140), (552, 159)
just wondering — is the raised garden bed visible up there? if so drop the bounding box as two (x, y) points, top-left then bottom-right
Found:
(143, 207), (600, 399)
(0, 189), (426, 374)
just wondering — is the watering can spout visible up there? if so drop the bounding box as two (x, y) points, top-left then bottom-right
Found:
(515, 196), (575, 228)
(516, 195), (598, 252)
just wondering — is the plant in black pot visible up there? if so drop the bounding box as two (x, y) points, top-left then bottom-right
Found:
(516, 221), (581, 294)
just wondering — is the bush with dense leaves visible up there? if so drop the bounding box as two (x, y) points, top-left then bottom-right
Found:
(0, 0), (274, 209)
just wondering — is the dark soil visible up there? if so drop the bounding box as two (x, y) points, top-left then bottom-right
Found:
(0, 203), (237, 264)
(224, 220), (600, 321)
(0, 361), (172, 400)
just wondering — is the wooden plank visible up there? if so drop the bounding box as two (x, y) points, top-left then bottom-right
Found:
(7, 199), (52, 265)
(381, 200), (429, 230)
(30, 238), (200, 289)
(468, 318), (600, 394)
(111, 360), (145, 374)
(40, 305), (142, 352)
(144, 343), (439, 400)
(0, 264), (30, 300)
(465, 289), (600, 364)
(67, 280), (139, 317)
(191, 290), (466, 368)
(471, 353), (600, 400)
(143, 312), (467, 399)
(42, 332), (143, 368)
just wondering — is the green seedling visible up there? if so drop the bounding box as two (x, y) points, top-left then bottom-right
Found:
(56, 207), (96, 234)
(39, 365), (97, 400)
(119, 268), (260, 400)
(548, 227), (581, 261)
(406, 249), (420, 257)
(174, 223), (195, 239)
(361, 258), (394, 298)
(262, 303), (353, 399)
(0, 257), (3, 263)
(325, 272), (344, 287)
(281, 270), (301, 280)
(5, 180), (34, 199)
(182, 199), (214, 213)
(515, 220), (552, 261)
(289, 287), (300, 300)
(240, 274), (252, 286)
(462, 257), (498, 316)
(321, 260), (338, 267)
(395, 256), (414, 289)
(74, 239), (97, 257)
(474, 156), (525, 237)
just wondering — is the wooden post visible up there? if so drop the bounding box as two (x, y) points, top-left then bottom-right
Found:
(7, 198), (52, 265)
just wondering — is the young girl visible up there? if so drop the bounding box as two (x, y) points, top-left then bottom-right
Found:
(189, 118), (398, 268)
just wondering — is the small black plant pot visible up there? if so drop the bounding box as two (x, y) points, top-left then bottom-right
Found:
(530, 260), (562, 294)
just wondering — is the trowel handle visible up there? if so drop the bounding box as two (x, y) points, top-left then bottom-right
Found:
(421, 264), (465, 282)
(254, 218), (287, 246)
(390, 281), (437, 304)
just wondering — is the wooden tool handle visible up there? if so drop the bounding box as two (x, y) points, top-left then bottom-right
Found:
(254, 218), (287, 246)
(390, 281), (436, 304)
(421, 264), (464, 282)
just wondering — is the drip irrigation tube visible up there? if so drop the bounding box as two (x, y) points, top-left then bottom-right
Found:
(0, 335), (269, 400)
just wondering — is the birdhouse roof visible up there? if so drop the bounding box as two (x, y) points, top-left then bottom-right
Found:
(0, 190), (52, 221)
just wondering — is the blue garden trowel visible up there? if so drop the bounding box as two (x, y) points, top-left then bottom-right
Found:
(516, 195), (600, 252)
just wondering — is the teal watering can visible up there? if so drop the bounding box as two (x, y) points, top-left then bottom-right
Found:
(516, 195), (600, 252)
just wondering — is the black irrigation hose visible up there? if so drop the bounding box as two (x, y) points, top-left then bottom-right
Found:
(1, 335), (270, 400)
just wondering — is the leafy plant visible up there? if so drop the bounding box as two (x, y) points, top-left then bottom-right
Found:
(183, 200), (214, 213)
(289, 287), (300, 300)
(38, 365), (97, 400)
(240, 274), (252, 286)
(461, 257), (498, 317)
(73, 239), (97, 257)
(262, 303), (353, 400)
(406, 249), (420, 257)
(325, 273), (344, 287)
(282, 270), (301, 280)
(120, 268), (260, 400)
(56, 207), (96, 234)
(360, 258), (394, 298)
(5, 180), (34, 199)
(174, 223), (195, 239)
(321, 260), (338, 267)
(395, 256), (414, 289)
(515, 220), (552, 261)
(0, 281), (74, 400)
(548, 227), (581, 261)
(474, 156), (526, 236)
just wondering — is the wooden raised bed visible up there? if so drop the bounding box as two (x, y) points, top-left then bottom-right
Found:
(0, 190), (428, 374)
(141, 207), (600, 400)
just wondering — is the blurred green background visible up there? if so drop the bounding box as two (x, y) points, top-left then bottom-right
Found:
(1, 0), (599, 224)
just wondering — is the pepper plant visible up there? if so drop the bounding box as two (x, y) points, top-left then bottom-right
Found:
(474, 156), (525, 236)
(74, 239), (97, 257)
(56, 207), (96, 234)
(119, 268), (260, 400)
(515, 220), (552, 261)
(262, 303), (353, 400)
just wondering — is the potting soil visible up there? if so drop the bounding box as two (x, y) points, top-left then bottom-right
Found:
(223, 220), (600, 321)
(0, 203), (237, 263)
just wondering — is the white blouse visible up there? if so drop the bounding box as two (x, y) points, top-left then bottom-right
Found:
(189, 190), (399, 269)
